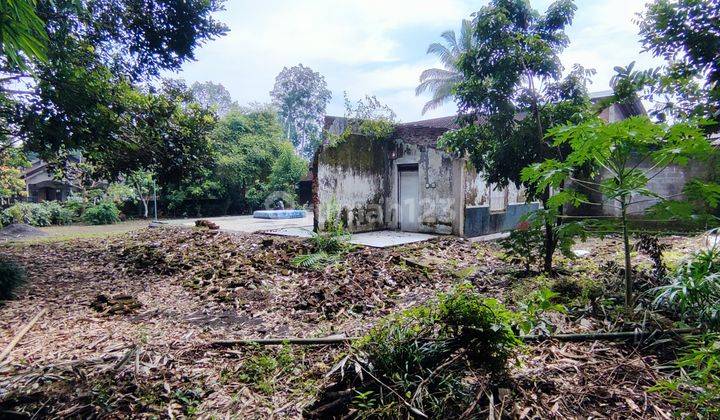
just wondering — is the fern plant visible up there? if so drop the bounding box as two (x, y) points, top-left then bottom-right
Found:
(654, 247), (720, 329)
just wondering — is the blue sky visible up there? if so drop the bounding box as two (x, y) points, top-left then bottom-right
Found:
(176, 0), (661, 122)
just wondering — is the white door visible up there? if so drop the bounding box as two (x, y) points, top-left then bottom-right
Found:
(399, 167), (420, 232)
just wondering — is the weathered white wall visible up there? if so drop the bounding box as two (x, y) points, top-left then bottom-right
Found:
(385, 141), (461, 235)
(315, 134), (389, 232)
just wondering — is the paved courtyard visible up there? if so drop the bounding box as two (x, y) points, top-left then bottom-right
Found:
(164, 214), (314, 233)
(165, 214), (438, 247)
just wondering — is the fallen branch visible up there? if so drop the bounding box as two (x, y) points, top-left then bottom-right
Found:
(212, 328), (698, 347)
(212, 336), (358, 347)
(0, 308), (47, 364)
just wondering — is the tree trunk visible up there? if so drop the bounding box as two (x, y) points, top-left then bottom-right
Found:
(543, 219), (555, 274)
(621, 199), (633, 311)
(141, 198), (149, 219)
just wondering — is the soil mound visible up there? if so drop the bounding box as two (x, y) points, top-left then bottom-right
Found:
(0, 223), (48, 241)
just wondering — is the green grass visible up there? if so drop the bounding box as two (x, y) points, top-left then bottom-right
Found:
(2, 220), (149, 245)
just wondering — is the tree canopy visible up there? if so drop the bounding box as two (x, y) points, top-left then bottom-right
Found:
(270, 64), (332, 159)
(190, 81), (237, 117)
(439, 0), (584, 273)
(628, 0), (720, 128)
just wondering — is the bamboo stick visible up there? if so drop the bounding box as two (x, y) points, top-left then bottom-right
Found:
(211, 328), (698, 347)
(0, 308), (47, 364)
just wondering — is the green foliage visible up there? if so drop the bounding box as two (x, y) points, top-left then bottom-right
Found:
(82, 201), (120, 225)
(211, 109), (303, 214)
(638, 0), (720, 128)
(337, 284), (519, 418)
(0, 256), (26, 300)
(440, 0), (592, 273)
(0, 146), (30, 201)
(292, 199), (352, 269)
(516, 288), (567, 335)
(326, 93), (398, 147)
(416, 19), (473, 115)
(6, 0), (227, 186)
(654, 247), (720, 329)
(190, 81), (238, 117)
(525, 115), (712, 309)
(651, 334), (720, 417)
(501, 220), (544, 273)
(0, 0), (48, 68)
(63, 195), (85, 219)
(502, 209), (585, 273)
(238, 345), (297, 394)
(41, 201), (73, 225)
(2, 202), (51, 226)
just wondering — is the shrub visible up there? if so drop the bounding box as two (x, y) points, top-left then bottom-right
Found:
(1, 203), (52, 227)
(41, 201), (73, 225)
(292, 198), (353, 269)
(516, 287), (567, 335)
(63, 195), (85, 218)
(83, 201), (121, 225)
(501, 220), (544, 273)
(308, 285), (520, 418)
(654, 247), (720, 329)
(650, 334), (720, 417)
(0, 257), (26, 300)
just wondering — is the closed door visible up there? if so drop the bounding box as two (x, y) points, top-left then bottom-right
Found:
(399, 167), (419, 232)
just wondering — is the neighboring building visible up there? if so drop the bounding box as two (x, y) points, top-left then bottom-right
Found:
(22, 159), (80, 203)
(313, 92), (658, 238)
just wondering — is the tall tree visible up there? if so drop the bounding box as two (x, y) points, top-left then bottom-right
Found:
(270, 64), (331, 159)
(190, 81), (237, 117)
(440, 0), (585, 273)
(636, 0), (720, 129)
(1, 0), (227, 172)
(211, 108), (305, 213)
(416, 19), (473, 115)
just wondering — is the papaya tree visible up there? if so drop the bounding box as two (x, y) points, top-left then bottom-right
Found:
(522, 115), (713, 310)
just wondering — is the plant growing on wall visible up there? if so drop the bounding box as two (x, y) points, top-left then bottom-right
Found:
(326, 93), (397, 147)
(522, 115), (713, 310)
(439, 0), (595, 274)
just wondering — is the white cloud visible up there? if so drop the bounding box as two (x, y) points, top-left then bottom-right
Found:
(177, 0), (665, 121)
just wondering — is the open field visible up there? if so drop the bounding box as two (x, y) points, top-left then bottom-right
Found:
(0, 227), (711, 417)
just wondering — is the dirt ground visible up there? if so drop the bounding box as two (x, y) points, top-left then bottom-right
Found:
(0, 227), (708, 418)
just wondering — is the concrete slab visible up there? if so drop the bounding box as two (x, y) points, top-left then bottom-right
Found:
(468, 232), (510, 242)
(266, 228), (436, 248)
(164, 214), (313, 234)
(349, 230), (436, 248)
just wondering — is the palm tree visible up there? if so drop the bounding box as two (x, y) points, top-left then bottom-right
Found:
(416, 19), (473, 115)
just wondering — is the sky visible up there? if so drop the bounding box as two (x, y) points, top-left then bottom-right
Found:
(176, 0), (662, 122)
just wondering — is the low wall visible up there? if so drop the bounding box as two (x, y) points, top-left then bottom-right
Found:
(463, 203), (539, 237)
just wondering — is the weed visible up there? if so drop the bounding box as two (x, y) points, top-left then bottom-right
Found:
(516, 287), (567, 335)
(292, 197), (354, 269)
(654, 247), (720, 329)
(651, 334), (720, 417)
(238, 345), (298, 395)
(500, 221), (544, 273)
(309, 284), (521, 418)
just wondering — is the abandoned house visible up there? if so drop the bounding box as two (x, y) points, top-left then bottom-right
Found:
(22, 158), (81, 203)
(313, 91), (703, 238)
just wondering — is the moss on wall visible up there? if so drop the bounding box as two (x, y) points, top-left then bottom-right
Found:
(321, 134), (388, 175)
